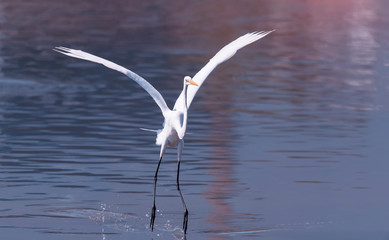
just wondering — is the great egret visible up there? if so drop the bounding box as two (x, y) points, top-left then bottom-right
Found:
(54, 30), (273, 234)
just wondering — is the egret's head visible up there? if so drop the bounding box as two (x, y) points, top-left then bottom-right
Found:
(184, 76), (199, 86)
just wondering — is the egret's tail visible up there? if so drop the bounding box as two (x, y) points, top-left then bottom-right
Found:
(139, 128), (160, 133)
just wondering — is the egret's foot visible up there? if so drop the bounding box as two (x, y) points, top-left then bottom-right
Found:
(150, 205), (156, 231)
(183, 209), (188, 234)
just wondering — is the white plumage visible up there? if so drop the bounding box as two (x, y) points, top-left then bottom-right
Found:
(174, 31), (274, 111)
(54, 30), (274, 234)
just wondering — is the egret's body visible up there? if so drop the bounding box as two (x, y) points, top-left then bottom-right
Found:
(54, 30), (273, 235)
(157, 113), (181, 148)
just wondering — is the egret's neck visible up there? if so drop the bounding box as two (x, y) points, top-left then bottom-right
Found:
(177, 83), (189, 139)
(183, 83), (189, 110)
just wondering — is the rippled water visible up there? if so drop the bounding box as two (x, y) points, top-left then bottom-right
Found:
(1, 0), (389, 239)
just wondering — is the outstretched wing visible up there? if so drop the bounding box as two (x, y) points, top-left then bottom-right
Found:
(173, 30), (274, 111)
(54, 47), (170, 115)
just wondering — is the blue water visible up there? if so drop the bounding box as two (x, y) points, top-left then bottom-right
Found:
(1, 0), (389, 239)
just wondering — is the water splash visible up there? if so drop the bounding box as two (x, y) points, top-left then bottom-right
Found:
(48, 205), (186, 239)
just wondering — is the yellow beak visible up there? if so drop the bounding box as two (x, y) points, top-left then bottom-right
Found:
(188, 78), (199, 86)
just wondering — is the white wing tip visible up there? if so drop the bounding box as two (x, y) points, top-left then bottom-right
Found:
(251, 30), (276, 36)
(53, 46), (73, 56)
(54, 46), (69, 52)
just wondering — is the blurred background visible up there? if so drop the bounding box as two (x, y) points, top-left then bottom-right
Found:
(1, 0), (389, 239)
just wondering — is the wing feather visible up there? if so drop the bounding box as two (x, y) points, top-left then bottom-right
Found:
(173, 30), (274, 111)
(54, 47), (170, 114)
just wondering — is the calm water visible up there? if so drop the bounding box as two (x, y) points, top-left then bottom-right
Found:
(1, 0), (389, 239)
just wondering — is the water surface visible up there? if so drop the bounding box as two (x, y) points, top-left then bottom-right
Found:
(1, 0), (389, 239)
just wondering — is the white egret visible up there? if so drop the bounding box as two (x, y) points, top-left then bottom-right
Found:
(54, 30), (273, 234)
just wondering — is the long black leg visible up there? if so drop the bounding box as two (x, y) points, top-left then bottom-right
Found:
(176, 140), (188, 234)
(150, 143), (166, 232)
